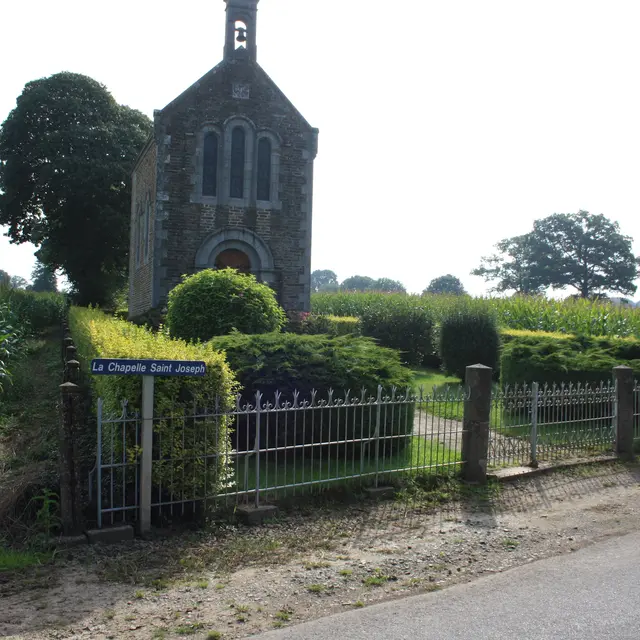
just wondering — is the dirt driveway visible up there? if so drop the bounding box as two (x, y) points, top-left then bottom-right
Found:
(2, 461), (639, 640)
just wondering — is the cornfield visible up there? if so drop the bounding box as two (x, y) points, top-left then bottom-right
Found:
(312, 293), (640, 338)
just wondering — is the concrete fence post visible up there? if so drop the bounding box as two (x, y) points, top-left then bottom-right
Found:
(613, 366), (634, 461)
(62, 336), (73, 363)
(59, 382), (84, 535)
(462, 364), (493, 483)
(65, 359), (80, 384)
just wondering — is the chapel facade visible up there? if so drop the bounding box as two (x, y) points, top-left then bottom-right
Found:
(128, 0), (318, 320)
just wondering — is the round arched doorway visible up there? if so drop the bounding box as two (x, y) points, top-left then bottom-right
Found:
(214, 248), (251, 273)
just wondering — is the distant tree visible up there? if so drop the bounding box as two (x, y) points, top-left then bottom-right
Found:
(29, 261), (57, 292)
(425, 274), (466, 296)
(0, 270), (10, 287)
(9, 275), (28, 290)
(311, 269), (339, 292)
(472, 234), (549, 295)
(372, 278), (406, 293)
(0, 72), (152, 306)
(473, 212), (639, 298)
(341, 275), (376, 291)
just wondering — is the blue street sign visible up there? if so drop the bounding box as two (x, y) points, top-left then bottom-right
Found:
(91, 359), (206, 377)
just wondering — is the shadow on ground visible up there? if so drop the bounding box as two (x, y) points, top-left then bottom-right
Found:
(2, 460), (639, 637)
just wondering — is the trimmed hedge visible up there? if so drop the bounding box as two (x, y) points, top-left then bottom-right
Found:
(70, 307), (238, 499)
(288, 313), (362, 336)
(501, 331), (640, 386)
(209, 332), (415, 454)
(166, 269), (286, 341)
(438, 309), (500, 379)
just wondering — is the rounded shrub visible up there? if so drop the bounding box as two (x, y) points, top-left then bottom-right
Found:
(438, 309), (500, 379)
(166, 269), (286, 341)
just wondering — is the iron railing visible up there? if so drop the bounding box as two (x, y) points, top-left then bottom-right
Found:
(489, 382), (616, 468)
(90, 386), (465, 528)
(634, 380), (639, 443)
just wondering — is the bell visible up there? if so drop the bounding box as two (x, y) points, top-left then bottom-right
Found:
(236, 27), (247, 43)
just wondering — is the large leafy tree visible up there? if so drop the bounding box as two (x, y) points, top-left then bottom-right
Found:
(473, 212), (639, 298)
(372, 277), (406, 293)
(0, 270), (9, 287)
(530, 212), (639, 298)
(425, 274), (466, 296)
(9, 275), (28, 290)
(472, 234), (547, 295)
(341, 275), (376, 291)
(311, 269), (338, 292)
(0, 72), (152, 306)
(29, 260), (57, 292)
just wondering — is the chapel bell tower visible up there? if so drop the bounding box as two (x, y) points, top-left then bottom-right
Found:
(224, 0), (259, 62)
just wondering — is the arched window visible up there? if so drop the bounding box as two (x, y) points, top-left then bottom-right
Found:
(257, 138), (272, 201)
(230, 127), (245, 198)
(202, 132), (218, 197)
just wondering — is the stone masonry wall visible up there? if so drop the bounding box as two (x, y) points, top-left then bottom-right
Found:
(128, 141), (157, 318)
(152, 58), (317, 314)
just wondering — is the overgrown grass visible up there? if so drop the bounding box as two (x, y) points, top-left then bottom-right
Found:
(0, 547), (51, 572)
(0, 328), (63, 543)
(232, 436), (462, 498)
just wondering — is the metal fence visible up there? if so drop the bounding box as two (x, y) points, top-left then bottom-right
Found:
(89, 377), (637, 529)
(489, 382), (617, 468)
(634, 381), (640, 443)
(90, 387), (465, 528)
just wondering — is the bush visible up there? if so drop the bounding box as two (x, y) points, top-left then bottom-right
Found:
(438, 308), (500, 379)
(287, 313), (361, 336)
(70, 307), (238, 501)
(0, 286), (66, 332)
(501, 332), (640, 387)
(209, 332), (415, 454)
(166, 269), (286, 341)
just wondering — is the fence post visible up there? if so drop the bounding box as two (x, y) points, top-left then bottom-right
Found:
(530, 382), (539, 468)
(59, 382), (83, 535)
(254, 391), (262, 508)
(613, 366), (634, 460)
(374, 386), (382, 488)
(139, 375), (155, 536)
(462, 364), (492, 483)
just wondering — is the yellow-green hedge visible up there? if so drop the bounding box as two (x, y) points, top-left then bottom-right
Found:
(69, 307), (239, 500)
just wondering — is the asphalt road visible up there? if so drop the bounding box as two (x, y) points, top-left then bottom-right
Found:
(257, 531), (640, 639)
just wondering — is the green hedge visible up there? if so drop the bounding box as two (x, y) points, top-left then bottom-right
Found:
(70, 307), (238, 501)
(501, 332), (640, 386)
(438, 309), (500, 379)
(287, 313), (362, 336)
(210, 332), (415, 455)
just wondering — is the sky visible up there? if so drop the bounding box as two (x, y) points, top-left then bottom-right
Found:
(1, 0), (640, 297)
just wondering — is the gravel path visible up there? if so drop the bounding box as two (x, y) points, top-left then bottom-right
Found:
(2, 461), (639, 640)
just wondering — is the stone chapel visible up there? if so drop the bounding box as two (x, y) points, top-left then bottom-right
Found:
(128, 0), (318, 320)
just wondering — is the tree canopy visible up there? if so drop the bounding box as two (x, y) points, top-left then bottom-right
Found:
(372, 278), (406, 293)
(473, 212), (639, 298)
(472, 234), (547, 295)
(0, 72), (152, 306)
(311, 269), (339, 292)
(425, 274), (466, 296)
(29, 260), (57, 292)
(341, 275), (376, 291)
(339, 275), (406, 293)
